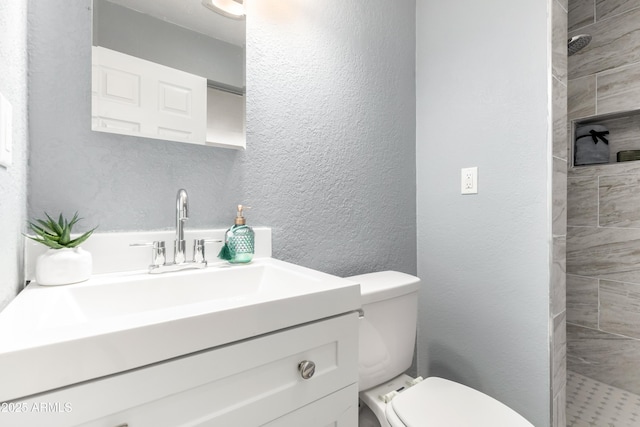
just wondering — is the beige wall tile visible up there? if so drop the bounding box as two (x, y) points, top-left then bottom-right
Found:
(554, 78), (568, 160)
(552, 236), (567, 317)
(567, 176), (598, 226)
(567, 226), (640, 283)
(568, 323), (640, 395)
(553, 0), (568, 84)
(569, 0), (595, 32)
(596, 0), (639, 21)
(557, 0), (568, 13)
(599, 174), (640, 227)
(554, 158), (568, 235)
(567, 274), (599, 328)
(553, 383), (566, 427)
(553, 311), (567, 395)
(569, 7), (640, 79)
(568, 75), (596, 120)
(570, 158), (640, 177)
(600, 279), (640, 339)
(597, 63), (640, 114)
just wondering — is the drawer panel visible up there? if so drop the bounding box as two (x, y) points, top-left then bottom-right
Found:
(2, 313), (358, 427)
(264, 384), (358, 427)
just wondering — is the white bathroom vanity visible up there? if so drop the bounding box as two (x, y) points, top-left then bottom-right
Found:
(0, 231), (360, 426)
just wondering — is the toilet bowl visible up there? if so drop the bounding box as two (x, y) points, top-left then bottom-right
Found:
(349, 271), (534, 427)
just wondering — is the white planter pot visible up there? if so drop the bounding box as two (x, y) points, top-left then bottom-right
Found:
(35, 247), (92, 286)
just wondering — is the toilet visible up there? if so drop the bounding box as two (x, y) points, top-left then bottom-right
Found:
(349, 271), (534, 427)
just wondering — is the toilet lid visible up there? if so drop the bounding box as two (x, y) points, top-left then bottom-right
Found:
(386, 377), (534, 427)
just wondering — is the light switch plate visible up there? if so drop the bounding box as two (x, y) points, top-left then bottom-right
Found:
(0, 92), (13, 168)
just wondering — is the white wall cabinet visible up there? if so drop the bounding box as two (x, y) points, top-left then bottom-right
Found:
(206, 87), (245, 149)
(3, 313), (358, 427)
(92, 46), (207, 145)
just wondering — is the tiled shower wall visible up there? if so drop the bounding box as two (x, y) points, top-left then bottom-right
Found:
(551, 0), (568, 425)
(568, 1), (640, 117)
(567, 0), (640, 396)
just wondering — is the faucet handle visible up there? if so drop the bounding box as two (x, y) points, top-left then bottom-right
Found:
(130, 241), (166, 267)
(193, 239), (223, 263)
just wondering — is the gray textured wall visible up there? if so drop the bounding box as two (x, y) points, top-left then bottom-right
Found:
(0, 0), (28, 311)
(27, 0), (416, 278)
(416, 0), (551, 425)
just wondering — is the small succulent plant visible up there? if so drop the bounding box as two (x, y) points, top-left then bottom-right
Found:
(26, 212), (96, 249)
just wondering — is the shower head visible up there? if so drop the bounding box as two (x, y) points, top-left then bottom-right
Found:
(568, 34), (592, 56)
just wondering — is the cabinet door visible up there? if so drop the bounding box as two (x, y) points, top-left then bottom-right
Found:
(1, 313), (358, 427)
(92, 46), (207, 144)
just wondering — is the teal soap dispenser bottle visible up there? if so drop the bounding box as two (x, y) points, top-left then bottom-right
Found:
(218, 205), (254, 264)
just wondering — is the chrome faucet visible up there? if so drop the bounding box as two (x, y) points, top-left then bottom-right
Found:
(130, 189), (221, 273)
(175, 189), (189, 264)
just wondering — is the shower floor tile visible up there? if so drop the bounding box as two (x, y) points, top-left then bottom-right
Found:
(567, 370), (640, 426)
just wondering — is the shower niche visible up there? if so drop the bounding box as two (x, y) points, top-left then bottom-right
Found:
(571, 108), (640, 168)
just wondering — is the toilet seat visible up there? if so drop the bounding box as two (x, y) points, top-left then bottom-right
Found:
(385, 377), (534, 427)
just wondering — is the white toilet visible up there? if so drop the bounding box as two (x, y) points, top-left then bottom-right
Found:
(349, 271), (534, 427)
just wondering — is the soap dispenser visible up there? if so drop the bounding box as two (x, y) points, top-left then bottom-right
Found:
(218, 205), (254, 264)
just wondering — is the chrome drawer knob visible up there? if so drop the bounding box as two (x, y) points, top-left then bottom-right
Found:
(298, 360), (316, 379)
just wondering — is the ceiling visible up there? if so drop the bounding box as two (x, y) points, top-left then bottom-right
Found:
(105, 0), (245, 46)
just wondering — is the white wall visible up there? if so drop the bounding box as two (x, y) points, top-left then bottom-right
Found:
(0, 0), (28, 310)
(416, 0), (551, 425)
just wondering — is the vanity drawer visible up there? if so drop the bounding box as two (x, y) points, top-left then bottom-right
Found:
(264, 384), (358, 427)
(2, 312), (358, 427)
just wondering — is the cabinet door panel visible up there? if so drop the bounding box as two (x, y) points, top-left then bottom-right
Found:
(92, 46), (206, 144)
(2, 314), (358, 427)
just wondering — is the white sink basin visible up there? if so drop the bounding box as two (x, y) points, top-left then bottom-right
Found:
(0, 258), (359, 402)
(67, 262), (320, 320)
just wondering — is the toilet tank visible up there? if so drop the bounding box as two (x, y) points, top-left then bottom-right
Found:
(349, 271), (420, 391)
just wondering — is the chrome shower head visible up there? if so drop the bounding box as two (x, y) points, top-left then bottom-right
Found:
(568, 34), (592, 56)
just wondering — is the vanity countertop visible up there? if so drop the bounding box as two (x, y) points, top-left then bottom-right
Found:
(0, 257), (360, 402)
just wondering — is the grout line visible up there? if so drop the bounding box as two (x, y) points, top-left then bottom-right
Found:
(556, 0), (568, 14)
(567, 319), (640, 341)
(594, 72), (598, 115)
(597, 277), (600, 330)
(596, 174), (600, 227)
(567, 223), (640, 230)
(594, 4), (640, 24)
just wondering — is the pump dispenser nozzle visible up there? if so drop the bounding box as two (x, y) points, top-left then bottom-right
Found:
(235, 205), (251, 225)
